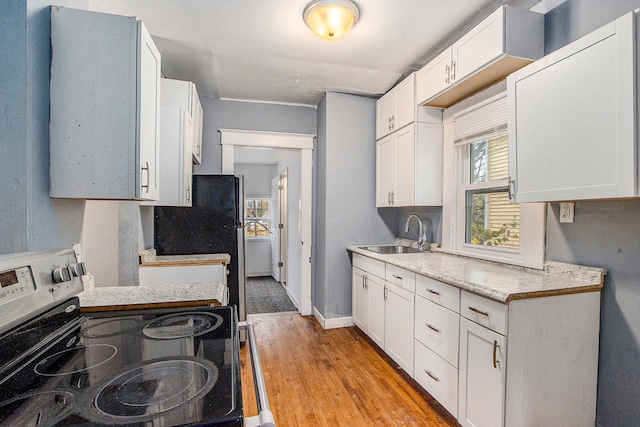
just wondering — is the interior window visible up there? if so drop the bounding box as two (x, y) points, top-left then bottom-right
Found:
(463, 134), (520, 249)
(444, 91), (545, 268)
(245, 199), (270, 238)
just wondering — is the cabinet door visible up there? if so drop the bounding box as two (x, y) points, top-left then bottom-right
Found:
(394, 73), (415, 131)
(452, 6), (504, 83)
(192, 89), (204, 165)
(367, 273), (386, 348)
(416, 49), (452, 104)
(458, 318), (506, 427)
(182, 112), (194, 206)
(376, 135), (395, 207)
(508, 12), (635, 202)
(393, 125), (415, 207)
(352, 268), (368, 332)
(376, 90), (396, 139)
(384, 282), (415, 376)
(137, 20), (161, 201)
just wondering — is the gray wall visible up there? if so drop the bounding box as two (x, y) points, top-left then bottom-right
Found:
(195, 97), (317, 175)
(314, 92), (396, 319)
(543, 1), (640, 425)
(0, 0), (87, 255)
(235, 163), (277, 197)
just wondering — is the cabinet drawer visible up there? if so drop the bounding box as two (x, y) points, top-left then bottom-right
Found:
(415, 296), (459, 367)
(460, 291), (508, 335)
(415, 275), (460, 313)
(414, 340), (458, 418)
(385, 264), (415, 292)
(352, 254), (385, 279)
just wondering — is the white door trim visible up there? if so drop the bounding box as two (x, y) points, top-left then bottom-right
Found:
(220, 129), (314, 316)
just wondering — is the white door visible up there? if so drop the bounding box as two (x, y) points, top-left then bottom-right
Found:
(376, 135), (395, 207)
(393, 125), (415, 207)
(458, 318), (506, 427)
(352, 268), (368, 332)
(270, 177), (280, 281)
(279, 171), (288, 285)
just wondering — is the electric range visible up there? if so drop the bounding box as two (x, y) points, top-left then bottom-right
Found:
(0, 248), (274, 427)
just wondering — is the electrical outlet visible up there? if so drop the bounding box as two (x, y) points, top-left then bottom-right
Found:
(560, 202), (575, 223)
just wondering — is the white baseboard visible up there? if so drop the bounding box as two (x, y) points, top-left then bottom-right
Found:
(285, 286), (300, 310)
(312, 306), (354, 329)
(246, 271), (272, 277)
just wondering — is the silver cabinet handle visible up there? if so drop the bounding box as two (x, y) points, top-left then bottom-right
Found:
(426, 323), (440, 333)
(508, 178), (515, 202)
(425, 288), (440, 296)
(141, 161), (150, 193)
(445, 64), (450, 84)
(390, 191), (395, 205)
(469, 306), (490, 317)
(392, 274), (403, 280)
(384, 285), (388, 300)
(451, 60), (456, 81)
(186, 186), (191, 204)
(387, 191), (391, 206)
(493, 340), (500, 369)
(425, 370), (440, 382)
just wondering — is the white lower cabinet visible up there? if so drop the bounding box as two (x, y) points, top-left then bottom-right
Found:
(351, 254), (601, 427)
(384, 281), (415, 375)
(458, 318), (506, 427)
(414, 340), (459, 417)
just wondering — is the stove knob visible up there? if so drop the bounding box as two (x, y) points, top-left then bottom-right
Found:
(70, 262), (86, 277)
(52, 266), (72, 283)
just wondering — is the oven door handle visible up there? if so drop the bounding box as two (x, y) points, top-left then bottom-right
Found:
(239, 320), (276, 427)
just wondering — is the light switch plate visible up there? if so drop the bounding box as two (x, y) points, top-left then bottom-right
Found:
(560, 202), (575, 223)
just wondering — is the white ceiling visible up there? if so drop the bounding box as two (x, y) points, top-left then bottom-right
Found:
(91, 0), (541, 106)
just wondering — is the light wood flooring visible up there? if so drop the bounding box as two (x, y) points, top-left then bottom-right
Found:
(240, 312), (458, 426)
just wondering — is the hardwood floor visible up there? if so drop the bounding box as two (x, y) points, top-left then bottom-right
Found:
(240, 312), (459, 426)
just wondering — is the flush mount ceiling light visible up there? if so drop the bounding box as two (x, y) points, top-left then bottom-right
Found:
(303, 0), (360, 41)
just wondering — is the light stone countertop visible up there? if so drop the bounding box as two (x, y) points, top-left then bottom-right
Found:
(348, 243), (605, 303)
(79, 282), (228, 309)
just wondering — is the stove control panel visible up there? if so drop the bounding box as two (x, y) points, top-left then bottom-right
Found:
(0, 249), (86, 334)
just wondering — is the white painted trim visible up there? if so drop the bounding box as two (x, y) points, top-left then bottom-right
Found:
(313, 306), (354, 329)
(219, 97), (318, 109)
(220, 129), (315, 149)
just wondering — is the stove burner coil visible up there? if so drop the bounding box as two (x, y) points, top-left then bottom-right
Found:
(142, 312), (224, 339)
(34, 344), (117, 377)
(88, 356), (218, 425)
(0, 390), (74, 427)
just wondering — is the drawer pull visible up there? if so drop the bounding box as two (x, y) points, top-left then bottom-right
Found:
(493, 340), (500, 368)
(425, 288), (440, 296)
(392, 274), (403, 280)
(426, 323), (440, 333)
(469, 306), (490, 318)
(425, 370), (440, 382)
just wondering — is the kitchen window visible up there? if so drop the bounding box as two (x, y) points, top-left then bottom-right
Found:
(244, 199), (270, 238)
(443, 91), (545, 268)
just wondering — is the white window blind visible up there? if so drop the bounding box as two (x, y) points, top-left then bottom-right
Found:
(453, 96), (507, 146)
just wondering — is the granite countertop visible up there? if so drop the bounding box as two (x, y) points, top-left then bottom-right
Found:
(139, 249), (230, 267)
(348, 242), (605, 303)
(78, 281), (228, 309)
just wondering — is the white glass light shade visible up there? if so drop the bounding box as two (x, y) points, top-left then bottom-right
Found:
(303, 0), (360, 41)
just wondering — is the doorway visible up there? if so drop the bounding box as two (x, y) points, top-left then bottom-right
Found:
(220, 129), (314, 316)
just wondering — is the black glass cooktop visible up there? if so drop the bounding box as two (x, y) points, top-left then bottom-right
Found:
(0, 301), (243, 427)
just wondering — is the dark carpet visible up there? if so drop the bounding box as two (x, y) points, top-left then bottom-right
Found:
(246, 276), (297, 314)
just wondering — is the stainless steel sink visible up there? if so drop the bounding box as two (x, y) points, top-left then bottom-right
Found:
(359, 245), (420, 254)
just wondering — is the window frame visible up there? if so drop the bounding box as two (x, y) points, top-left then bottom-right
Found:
(244, 198), (271, 240)
(443, 91), (546, 269)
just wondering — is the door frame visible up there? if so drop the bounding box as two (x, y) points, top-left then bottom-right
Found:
(220, 129), (314, 316)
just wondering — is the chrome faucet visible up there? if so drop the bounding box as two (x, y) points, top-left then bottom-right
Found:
(405, 214), (426, 251)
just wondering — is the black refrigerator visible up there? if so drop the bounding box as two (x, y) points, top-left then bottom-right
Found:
(154, 175), (246, 323)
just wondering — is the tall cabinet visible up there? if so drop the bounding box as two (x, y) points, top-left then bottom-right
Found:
(49, 7), (161, 200)
(375, 73), (443, 207)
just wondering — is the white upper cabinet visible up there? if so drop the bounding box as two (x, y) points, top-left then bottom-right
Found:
(49, 7), (161, 200)
(376, 73), (418, 139)
(160, 78), (204, 165)
(376, 111), (443, 207)
(417, 6), (543, 108)
(508, 11), (636, 202)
